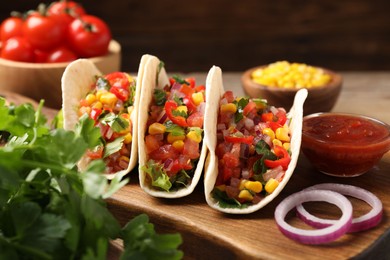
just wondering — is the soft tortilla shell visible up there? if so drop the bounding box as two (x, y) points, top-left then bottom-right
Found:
(137, 55), (207, 198)
(61, 56), (148, 179)
(204, 67), (308, 214)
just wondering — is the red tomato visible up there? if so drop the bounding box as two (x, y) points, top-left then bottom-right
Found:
(149, 144), (179, 161)
(223, 91), (235, 103)
(0, 17), (24, 42)
(145, 135), (161, 154)
(1, 37), (34, 62)
(243, 101), (256, 116)
(67, 15), (111, 58)
(105, 72), (130, 89)
(187, 112), (204, 127)
(34, 49), (49, 63)
(46, 46), (77, 63)
(47, 1), (86, 26)
(223, 152), (240, 168)
(168, 155), (193, 175)
(86, 146), (104, 159)
(110, 86), (129, 102)
(182, 138), (200, 160)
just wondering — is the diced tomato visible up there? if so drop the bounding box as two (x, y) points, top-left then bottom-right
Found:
(194, 85), (205, 92)
(104, 72), (130, 89)
(168, 155), (193, 176)
(145, 135), (161, 154)
(149, 144), (179, 161)
(222, 167), (233, 183)
(185, 77), (196, 88)
(230, 143), (241, 158)
(187, 111), (204, 127)
(79, 99), (89, 107)
(223, 91), (235, 103)
(183, 138), (200, 160)
(261, 112), (274, 122)
(269, 121), (282, 132)
(219, 111), (234, 125)
(223, 152), (240, 168)
(276, 110), (287, 125)
(243, 101), (257, 116)
(86, 146), (104, 159)
(110, 85), (129, 101)
(180, 84), (194, 97)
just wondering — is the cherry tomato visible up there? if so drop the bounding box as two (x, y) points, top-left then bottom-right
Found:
(67, 15), (111, 58)
(46, 46), (77, 63)
(1, 37), (34, 62)
(0, 17), (24, 42)
(47, 1), (86, 27)
(23, 12), (66, 51)
(34, 49), (49, 63)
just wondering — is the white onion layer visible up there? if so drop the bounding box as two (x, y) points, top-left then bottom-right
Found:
(296, 183), (383, 233)
(275, 190), (353, 244)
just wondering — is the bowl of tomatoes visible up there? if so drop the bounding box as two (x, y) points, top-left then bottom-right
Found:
(0, 1), (121, 109)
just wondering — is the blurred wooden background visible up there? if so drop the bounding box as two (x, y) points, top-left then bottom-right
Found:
(2, 0), (390, 72)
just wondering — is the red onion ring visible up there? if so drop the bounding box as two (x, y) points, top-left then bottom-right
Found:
(275, 190), (353, 244)
(296, 183), (383, 233)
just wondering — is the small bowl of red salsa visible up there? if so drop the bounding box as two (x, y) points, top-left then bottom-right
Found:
(301, 113), (390, 177)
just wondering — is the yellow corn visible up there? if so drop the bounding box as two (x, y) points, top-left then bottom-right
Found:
(238, 189), (254, 201)
(176, 106), (188, 114)
(123, 133), (132, 144)
(100, 92), (118, 107)
(172, 140), (184, 152)
(216, 185), (226, 192)
(275, 125), (290, 142)
(220, 103), (237, 113)
(250, 61), (332, 89)
(92, 101), (103, 110)
(192, 92), (204, 105)
(96, 90), (106, 100)
(148, 123), (166, 135)
(125, 73), (134, 83)
(244, 181), (263, 193)
(118, 155), (130, 163)
(265, 178), (279, 194)
(239, 179), (248, 190)
(283, 142), (290, 151)
(85, 94), (96, 105)
(167, 133), (185, 143)
(78, 106), (91, 117)
(272, 139), (283, 147)
(186, 130), (202, 143)
(263, 128), (275, 141)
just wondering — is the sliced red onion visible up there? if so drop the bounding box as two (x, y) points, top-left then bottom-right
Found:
(157, 111), (167, 124)
(263, 165), (283, 182)
(197, 102), (206, 115)
(263, 134), (272, 147)
(275, 190), (353, 244)
(164, 158), (173, 170)
(220, 98), (228, 105)
(241, 169), (250, 179)
(171, 82), (181, 91)
(236, 120), (244, 131)
(270, 106), (279, 115)
(244, 118), (255, 130)
(217, 123), (226, 131)
(239, 143), (250, 159)
(296, 183), (383, 233)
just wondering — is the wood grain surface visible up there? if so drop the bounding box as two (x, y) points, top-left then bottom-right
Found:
(106, 71), (390, 260)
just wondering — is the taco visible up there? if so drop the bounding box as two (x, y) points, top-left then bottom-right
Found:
(61, 55), (149, 179)
(138, 55), (208, 198)
(204, 66), (308, 214)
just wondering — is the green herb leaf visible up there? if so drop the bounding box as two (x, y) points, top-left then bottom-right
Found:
(141, 160), (172, 192)
(211, 188), (248, 209)
(154, 89), (167, 106)
(103, 136), (125, 158)
(234, 97), (249, 123)
(164, 121), (185, 136)
(172, 75), (189, 85)
(95, 76), (110, 90)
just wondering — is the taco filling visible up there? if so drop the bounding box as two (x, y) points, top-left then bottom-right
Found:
(211, 90), (292, 208)
(77, 72), (136, 174)
(141, 76), (206, 192)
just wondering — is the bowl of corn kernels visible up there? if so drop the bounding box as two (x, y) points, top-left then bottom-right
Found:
(241, 61), (342, 115)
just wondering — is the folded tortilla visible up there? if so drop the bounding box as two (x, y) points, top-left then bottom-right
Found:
(138, 55), (208, 198)
(203, 66), (308, 214)
(61, 55), (150, 179)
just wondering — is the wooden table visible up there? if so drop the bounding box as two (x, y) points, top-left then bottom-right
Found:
(106, 71), (390, 259)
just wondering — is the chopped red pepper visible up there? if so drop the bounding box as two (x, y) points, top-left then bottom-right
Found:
(164, 100), (188, 127)
(110, 85), (129, 101)
(224, 135), (254, 145)
(90, 108), (102, 121)
(264, 145), (291, 170)
(261, 112), (274, 122)
(243, 101), (257, 116)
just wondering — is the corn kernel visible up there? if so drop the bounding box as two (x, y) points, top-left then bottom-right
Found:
(192, 92), (204, 105)
(283, 142), (290, 151)
(244, 181), (263, 193)
(96, 90), (106, 100)
(238, 189), (254, 201)
(167, 133), (185, 143)
(118, 155), (130, 163)
(92, 101), (103, 110)
(216, 185), (226, 192)
(100, 92), (118, 106)
(148, 123), (166, 135)
(272, 139), (283, 147)
(172, 140), (184, 152)
(265, 178), (279, 194)
(220, 103), (237, 113)
(176, 106), (188, 114)
(263, 128), (275, 141)
(85, 94), (96, 105)
(275, 125), (290, 142)
(125, 73), (134, 83)
(123, 133), (132, 144)
(239, 179), (248, 190)
(186, 130), (202, 143)
(78, 106), (91, 117)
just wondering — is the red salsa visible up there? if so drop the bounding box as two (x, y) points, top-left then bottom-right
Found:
(302, 113), (390, 177)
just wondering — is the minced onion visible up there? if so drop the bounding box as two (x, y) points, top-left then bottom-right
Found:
(274, 189), (353, 244)
(296, 183), (383, 233)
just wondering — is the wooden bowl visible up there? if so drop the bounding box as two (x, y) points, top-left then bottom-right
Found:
(241, 66), (342, 115)
(0, 40), (121, 109)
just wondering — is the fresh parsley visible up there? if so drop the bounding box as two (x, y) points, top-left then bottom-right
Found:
(172, 75), (189, 85)
(164, 121), (185, 136)
(233, 97), (249, 123)
(154, 89), (167, 106)
(141, 160), (172, 192)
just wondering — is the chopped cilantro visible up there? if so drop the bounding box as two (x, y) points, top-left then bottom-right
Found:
(211, 188), (248, 209)
(100, 113), (129, 133)
(141, 160), (172, 192)
(172, 109), (188, 118)
(164, 121), (185, 136)
(95, 76), (110, 91)
(172, 75), (189, 85)
(253, 140), (277, 176)
(153, 89), (167, 106)
(234, 97), (249, 123)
